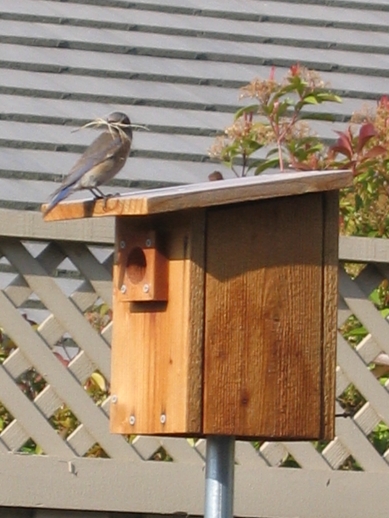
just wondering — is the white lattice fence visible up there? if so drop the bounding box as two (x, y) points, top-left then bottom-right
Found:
(0, 238), (131, 458)
(1, 211), (389, 518)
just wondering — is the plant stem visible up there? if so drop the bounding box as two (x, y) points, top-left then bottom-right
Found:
(241, 151), (248, 177)
(231, 165), (240, 178)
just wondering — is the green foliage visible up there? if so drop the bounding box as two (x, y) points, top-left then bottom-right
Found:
(370, 422), (389, 455)
(337, 384), (366, 417)
(209, 64), (341, 176)
(209, 64), (389, 237)
(149, 446), (173, 462)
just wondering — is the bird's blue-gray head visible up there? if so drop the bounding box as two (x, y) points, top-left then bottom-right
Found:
(106, 112), (132, 140)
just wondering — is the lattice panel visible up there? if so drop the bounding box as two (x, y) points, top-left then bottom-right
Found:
(1, 237), (389, 472)
(0, 238), (137, 459)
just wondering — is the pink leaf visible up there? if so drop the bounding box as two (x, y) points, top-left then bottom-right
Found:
(357, 123), (377, 152)
(331, 130), (353, 159)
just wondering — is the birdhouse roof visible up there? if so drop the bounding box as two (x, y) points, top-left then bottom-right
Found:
(43, 170), (351, 221)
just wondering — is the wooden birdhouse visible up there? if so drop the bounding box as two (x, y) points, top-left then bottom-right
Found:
(43, 170), (351, 441)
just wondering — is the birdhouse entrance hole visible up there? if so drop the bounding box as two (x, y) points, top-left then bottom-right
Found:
(126, 247), (146, 284)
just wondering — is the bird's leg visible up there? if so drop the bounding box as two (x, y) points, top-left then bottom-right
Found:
(89, 187), (106, 199)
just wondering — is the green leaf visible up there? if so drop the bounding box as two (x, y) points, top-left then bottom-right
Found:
(380, 308), (389, 318)
(355, 194), (363, 211)
(316, 92), (342, 103)
(369, 290), (380, 305)
(302, 95), (320, 105)
(254, 157), (281, 174)
(234, 105), (258, 121)
(300, 112), (336, 122)
(91, 372), (107, 392)
(244, 140), (263, 154)
(344, 325), (367, 337)
(35, 444), (44, 455)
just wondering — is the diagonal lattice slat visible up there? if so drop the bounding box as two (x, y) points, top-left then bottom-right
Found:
(259, 442), (289, 466)
(281, 442), (331, 470)
(234, 441), (268, 467)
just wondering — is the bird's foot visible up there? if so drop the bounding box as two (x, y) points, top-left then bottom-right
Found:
(88, 189), (120, 208)
(102, 192), (117, 208)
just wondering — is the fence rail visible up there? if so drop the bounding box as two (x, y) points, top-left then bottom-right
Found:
(1, 209), (389, 518)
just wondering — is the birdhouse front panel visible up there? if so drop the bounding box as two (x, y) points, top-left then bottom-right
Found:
(110, 212), (205, 435)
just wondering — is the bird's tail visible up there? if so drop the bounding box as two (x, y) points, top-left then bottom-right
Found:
(43, 185), (73, 216)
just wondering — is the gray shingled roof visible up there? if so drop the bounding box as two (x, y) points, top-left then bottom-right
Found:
(0, 0), (388, 210)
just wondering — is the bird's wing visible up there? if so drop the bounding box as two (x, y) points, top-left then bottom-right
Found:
(59, 132), (126, 190)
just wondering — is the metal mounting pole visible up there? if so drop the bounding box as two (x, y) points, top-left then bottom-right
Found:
(204, 436), (235, 518)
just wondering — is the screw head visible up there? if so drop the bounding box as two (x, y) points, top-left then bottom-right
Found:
(160, 413), (166, 424)
(120, 284), (127, 294)
(120, 240), (126, 249)
(129, 415), (136, 426)
(143, 283), (150, 293)
(111, 395), (118, 404)
(145, 238), (152, 247)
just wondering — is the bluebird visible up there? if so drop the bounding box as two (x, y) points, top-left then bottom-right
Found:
(43, 112), (133, 215)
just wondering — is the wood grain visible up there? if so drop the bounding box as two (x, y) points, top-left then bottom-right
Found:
(203, 194), (327, 439)
(42, 170), (352, 221)
(320, 191), (339, 439)
(110, 211), (205, 435)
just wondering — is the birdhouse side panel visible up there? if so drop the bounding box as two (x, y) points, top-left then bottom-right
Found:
(203, 194), (330, 439)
